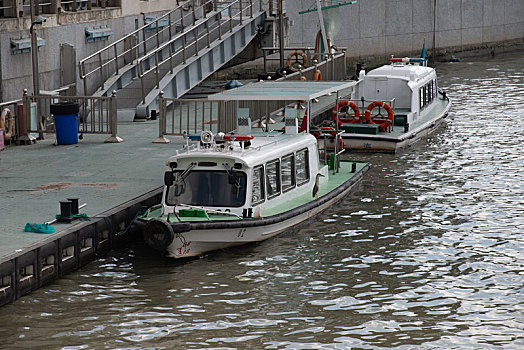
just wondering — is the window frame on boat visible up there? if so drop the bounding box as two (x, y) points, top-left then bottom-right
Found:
(281, 153), (296, 193)
(296, 148), (310, 186)
(419, 79), (437, 111)
(165, 170), (248, 207)
(250, 148), (310, 205)
(266, 159), (281, 199)
(251, 165), (265, 206)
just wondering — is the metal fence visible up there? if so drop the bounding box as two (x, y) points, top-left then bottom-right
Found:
(20, 90), (122, 143)
(154, 93), (237, 143)
(262, 47), (348, 81)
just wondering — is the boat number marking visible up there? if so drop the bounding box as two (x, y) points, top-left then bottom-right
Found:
(237, 228), (246, 238)
(177, 241), (191, 256)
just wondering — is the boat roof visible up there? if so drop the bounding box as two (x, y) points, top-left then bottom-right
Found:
(207, 81), (357, 101)
(171, 132), (316, 168)
(367, 64), (435, 81)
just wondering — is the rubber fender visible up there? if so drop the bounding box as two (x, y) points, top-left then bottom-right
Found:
(171, 222), (191, 233)
(143, 219), (175, 251)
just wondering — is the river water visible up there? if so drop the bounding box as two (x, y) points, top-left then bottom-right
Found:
(1, 53), (523, 349)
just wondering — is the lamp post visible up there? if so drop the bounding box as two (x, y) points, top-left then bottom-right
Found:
(29, 0), (45, 139)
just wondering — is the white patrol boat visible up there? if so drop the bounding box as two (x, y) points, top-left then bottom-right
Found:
(135, 81), (370, 258)
(331, 56), (452, 152)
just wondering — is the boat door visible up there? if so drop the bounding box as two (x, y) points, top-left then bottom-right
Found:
(373, 78), (388, 101)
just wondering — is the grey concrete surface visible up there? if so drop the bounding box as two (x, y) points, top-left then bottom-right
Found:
(0, 119), (184, 258)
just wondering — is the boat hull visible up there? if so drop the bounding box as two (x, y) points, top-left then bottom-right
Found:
(137, 164), (370, 258)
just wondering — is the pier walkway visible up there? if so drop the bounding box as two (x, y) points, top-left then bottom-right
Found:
(0, 118), (186, 305)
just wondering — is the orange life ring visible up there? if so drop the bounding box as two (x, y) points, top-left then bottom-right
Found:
(313, 69), (322, 81)
(364, 101), (394, 131)
(300, 76), (307, 81)
(0, 108), (14, 141)
(286, 50), (308, 71)
(332, 100), (361, 125)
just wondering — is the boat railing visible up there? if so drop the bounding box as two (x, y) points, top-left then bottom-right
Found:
(343, 98), (396, 115)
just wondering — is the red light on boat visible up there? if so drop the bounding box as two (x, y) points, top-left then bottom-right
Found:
(224, 134), (254, 141)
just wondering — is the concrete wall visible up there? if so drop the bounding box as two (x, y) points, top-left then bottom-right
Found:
(286, 0), (524, 59)
(0, 8), (171, 101)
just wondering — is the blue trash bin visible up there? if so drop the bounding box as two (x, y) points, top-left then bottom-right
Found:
(50, 102), (79, 145)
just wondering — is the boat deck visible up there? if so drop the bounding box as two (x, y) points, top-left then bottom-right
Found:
(265, 161), (367, 216)
(342, 95), (450, 140)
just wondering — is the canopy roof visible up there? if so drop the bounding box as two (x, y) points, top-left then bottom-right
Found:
(207, 81), (357, 101)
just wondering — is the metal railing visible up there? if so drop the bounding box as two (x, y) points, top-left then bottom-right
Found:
(136, 0), (259, 104)
(21, 90), (122, 143)
(154, 92), (237, 143)
(262, 47), (348, 81)
(0, 0), (119, 18)
(79, 0), (214, 96)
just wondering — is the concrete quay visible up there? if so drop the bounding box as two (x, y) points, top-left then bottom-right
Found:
(0, 119), (185, 306)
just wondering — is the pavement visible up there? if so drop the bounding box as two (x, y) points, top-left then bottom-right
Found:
(0, 118), (185, 258)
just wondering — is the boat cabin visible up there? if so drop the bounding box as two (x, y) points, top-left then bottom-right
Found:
(162, 80), (357, 220)
(162, 132), (323, 218)
(351, 58), (439, 127)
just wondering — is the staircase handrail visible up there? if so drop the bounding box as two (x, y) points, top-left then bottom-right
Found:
(79, 0), (216, 95)
(135, 0), (259, 102)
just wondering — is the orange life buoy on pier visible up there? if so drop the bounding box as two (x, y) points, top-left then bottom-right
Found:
(332, 100), (361, 125)
(0, 108), (14, 141)
(364, 101), (394, 132)
(286, 50), (308, 71)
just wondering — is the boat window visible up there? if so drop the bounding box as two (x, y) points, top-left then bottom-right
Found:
(419, 88), (423, 110)
(165, 170), (247, 207)
(296, 148), (309, 186)
(423, 85), (427, 108)
(252, 165), (265, 205)
(281, 154), (296, 192)
(266, 160), (281, 199)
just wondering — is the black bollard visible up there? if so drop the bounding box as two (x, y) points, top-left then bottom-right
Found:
(58, 200), (73, 222)
(67, 198), (79, 214)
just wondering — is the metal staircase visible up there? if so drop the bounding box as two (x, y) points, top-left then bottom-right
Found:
(79, 0), (266, 120)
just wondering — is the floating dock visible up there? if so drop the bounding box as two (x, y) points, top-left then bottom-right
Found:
(0, 120), (180, 306)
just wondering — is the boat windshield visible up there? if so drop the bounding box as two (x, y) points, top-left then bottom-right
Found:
(165, 170), (247, 207)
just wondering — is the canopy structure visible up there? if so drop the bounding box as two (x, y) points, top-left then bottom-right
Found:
(207, 81), (357, 102)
